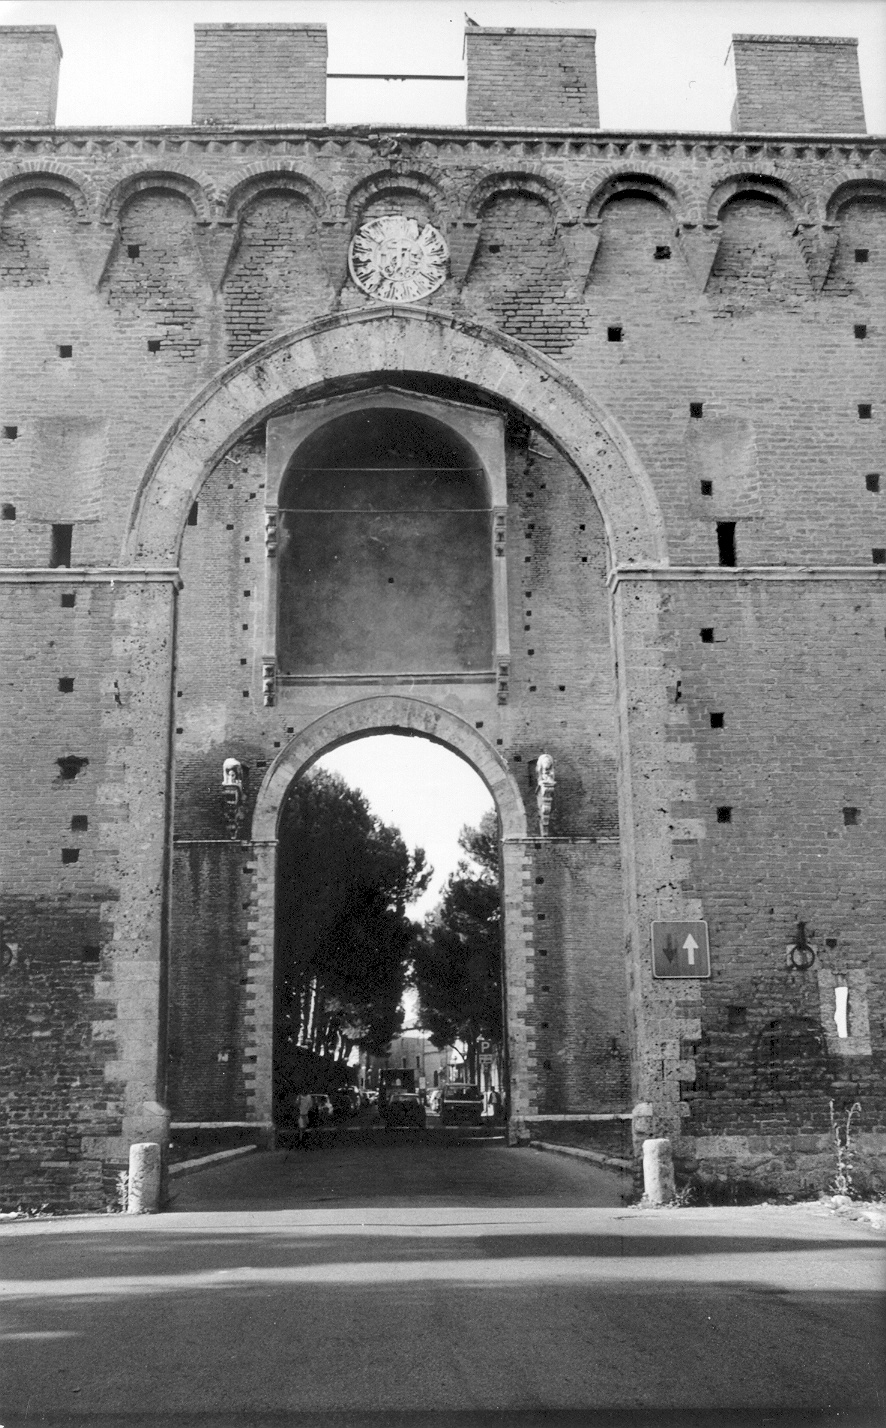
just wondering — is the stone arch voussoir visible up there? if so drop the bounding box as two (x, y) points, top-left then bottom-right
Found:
(220, 164), (334, 223)
(705, 170), (811, 227)
(99, 168), (216, 227)
(583, 167), (685, 223)
(344, 166), (449, 222)
(0, 166), (93, 222)
(252, 696), (528, 843)
(125, 306), (666, 568)
(824, 176), (886, 225)
(463, 168), (572, 224)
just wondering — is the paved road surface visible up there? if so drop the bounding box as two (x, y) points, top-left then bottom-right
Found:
(170, 1130), (629, 1211)
(1, 1138), (883, 1428)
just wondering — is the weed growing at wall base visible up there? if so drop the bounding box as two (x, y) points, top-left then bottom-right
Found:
(829, 1098), (863, 1199)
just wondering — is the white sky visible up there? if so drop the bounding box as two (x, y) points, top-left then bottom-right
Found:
(3, 0), (881, 921)
(316, 735), (494, 919)
(0, 0), (884, 130)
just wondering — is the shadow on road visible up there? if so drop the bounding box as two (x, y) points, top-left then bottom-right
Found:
(2, 1405), (884, 1427)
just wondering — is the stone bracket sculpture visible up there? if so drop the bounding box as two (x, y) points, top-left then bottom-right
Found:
(221, 757), (246, 839)
(262, 659), (276, 708)
(535, 752), (555, 838)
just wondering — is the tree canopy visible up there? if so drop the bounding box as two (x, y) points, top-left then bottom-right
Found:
(411, 809), (502, 1082)
(275, 769), (431, 1077)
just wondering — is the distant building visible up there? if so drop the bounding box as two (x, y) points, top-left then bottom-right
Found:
(370, 1029), (490, 1093)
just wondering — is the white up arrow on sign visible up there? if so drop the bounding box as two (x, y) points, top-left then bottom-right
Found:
(683, 934), (698, 965)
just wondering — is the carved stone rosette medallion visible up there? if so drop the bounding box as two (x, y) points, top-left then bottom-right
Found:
(348, 215), (449, 303)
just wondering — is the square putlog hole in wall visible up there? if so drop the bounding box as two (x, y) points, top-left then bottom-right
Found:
(61, 847), (80, 864)
(865, 473), (881, 492)
(58, 677), (74, 693)
(654, 245), (671, 260)
(843, 807), (860, 825)
(3, 425), (17, 439)
(82, 946), (101, 963)
(716, 806), (732, 823)
(854, 249), (869, 263)
(858, 405), (872, 419)
(872, 549), (886, 565)
(60, 592), (76, 607)
(700, 480), (713, 496)
(710, 712), (725, 728)
(1, 503), (15, 520)
(147, 339), (161, 354)
(854, 325), (867, 339)
(607, 326), (623, 342)
(700, 628), (715, 643)
(58, 345), (73, 359)
(57, 755), (88, 780)
(71, 815), (88, 831)
(689, 402), (704, 419)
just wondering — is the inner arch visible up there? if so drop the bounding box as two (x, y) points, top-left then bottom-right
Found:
(278, 407), (493, 677)
(252, 696), (528, 844)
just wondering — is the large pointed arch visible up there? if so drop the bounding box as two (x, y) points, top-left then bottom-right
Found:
(124, 305), (666, 568)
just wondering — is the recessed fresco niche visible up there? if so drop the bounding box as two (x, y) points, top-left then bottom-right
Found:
(265, 388), (508, 681)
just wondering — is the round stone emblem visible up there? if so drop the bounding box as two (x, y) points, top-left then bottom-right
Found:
(348, 215), (449, 303)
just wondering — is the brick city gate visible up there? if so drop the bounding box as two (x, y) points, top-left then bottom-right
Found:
(148, 309), (668, 1165)
(4, 20), (884, 1212)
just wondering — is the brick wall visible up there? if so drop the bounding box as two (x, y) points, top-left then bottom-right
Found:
(0, 578), (175, 1210)
(192, 24), (327, 126)
(730, 35), (866, 133)
(224, 194), (331, 355)
(0, 26), (61, 125)
(168, 846), (252, 1119)
(664, 578), (886, 1139)
(1, 67), (885, 1202)
(465, 28), (598, 127)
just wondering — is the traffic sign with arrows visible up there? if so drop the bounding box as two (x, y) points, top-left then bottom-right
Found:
(651, 921), (711, 978)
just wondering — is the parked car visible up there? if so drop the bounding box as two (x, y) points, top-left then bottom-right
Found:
(311, 1093), (335, 1126)
(328, 1085), (361, 1120)
(439, 1083), (485, 1126)
(382, 1088), (427, 1129)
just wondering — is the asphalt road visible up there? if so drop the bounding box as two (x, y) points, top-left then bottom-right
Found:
(1, 1137), (883, 1428)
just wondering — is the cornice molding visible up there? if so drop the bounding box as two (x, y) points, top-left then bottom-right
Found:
(0, 567), (183, 585)
(0, 125), (883, 164)
(608, 565), (886, 591)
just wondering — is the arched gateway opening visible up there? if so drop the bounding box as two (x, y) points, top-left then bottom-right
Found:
(249, 697), (532, 1140)
(157, 309), (670, 1172)
(271, 730), (500, 1127)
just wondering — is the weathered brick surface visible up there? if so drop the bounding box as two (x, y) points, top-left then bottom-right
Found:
(1, 26), (885, 1203)
(730, 35), (866, 134)
(465, 28), (599, 128)
(0, 578), (174, 1209)
(0, 27), (61, 126)
(192, 24), (327, 127)
(167, 846), (252, 1120)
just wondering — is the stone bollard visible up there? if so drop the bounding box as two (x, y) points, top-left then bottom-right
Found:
(631, 1102), (654, 1153)
(127, 1141), (161, 1214)
(642, 1137), (676, 1205)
